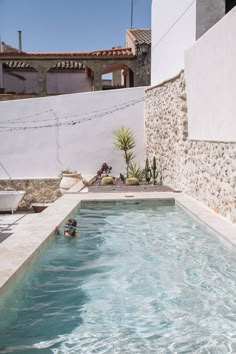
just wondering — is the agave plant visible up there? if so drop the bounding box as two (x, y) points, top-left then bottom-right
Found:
(128, 162), (144, 181)
(113, 126), (136, 177)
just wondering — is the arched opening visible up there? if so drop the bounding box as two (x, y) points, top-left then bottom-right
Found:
(2, 61), (37, 94)
(102, 63), (135, 90)
(47, 61), (93, 94)
(225, 0), (236, 13)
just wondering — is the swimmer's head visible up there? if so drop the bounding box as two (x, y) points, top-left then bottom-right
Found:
(64, 218), (77, 237)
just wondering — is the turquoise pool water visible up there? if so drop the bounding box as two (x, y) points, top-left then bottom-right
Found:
(0, 201), (236, 353)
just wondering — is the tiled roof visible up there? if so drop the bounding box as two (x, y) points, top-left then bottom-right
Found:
(3, 60), (86, 71)
(50, 61), (86, 70)
(0, 47), (134, 59)
(3, 61), (33, 70)
(127, 29), (151, 45)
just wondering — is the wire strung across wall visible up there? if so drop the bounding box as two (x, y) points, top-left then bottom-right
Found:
(1, 109), (53, 124)
(1, 98), (143, 125)
(0, 96), (145, 133)
(152, 0), (196, 51)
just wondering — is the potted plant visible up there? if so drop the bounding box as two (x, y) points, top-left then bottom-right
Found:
(59, 169), (82, 194)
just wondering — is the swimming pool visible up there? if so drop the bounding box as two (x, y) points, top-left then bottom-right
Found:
(0, 200), (236, 353)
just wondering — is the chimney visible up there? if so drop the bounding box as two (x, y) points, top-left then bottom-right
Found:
(18, 30), (22, 52)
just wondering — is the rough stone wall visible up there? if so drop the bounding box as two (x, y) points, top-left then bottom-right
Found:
(145, 71), (236, 223)
(0, 178), (61, 210)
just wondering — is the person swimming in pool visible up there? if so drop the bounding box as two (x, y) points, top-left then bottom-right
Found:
(64, 218), (77, 237)
(55, 218), (77, 237)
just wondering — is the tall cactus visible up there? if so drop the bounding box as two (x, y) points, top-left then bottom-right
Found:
(145, 158), (152, 184)
(151, 156), (158, 185)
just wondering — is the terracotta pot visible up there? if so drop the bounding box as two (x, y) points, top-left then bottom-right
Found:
(31, 203), (50, 213)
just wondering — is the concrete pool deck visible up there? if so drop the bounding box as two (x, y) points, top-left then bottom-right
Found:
(0, 191), (236, 297)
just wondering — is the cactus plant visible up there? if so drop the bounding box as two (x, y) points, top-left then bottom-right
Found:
(151, 156), (158, 185)
(145, 158), (152, 184)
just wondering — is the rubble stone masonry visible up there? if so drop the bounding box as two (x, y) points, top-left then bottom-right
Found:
(145, 71), (236, 223)
(0, 178), (61, 210)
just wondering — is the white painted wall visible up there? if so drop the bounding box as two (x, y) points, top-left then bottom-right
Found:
(185, 7), (236, 141)
(151, 0), (196, 85)
(3, 71), (92, 94)
(0, 87), (145, 178)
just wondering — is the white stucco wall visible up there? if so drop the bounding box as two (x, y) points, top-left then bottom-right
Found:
(151, 0), (196, 85)
(185, 7), (236, 141)
(0, 87), (145, 178)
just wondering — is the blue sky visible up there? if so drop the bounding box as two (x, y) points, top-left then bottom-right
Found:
(0, 0), (151, 52)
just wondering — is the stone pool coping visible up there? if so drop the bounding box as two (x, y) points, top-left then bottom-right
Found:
(0, 192), (236, 297)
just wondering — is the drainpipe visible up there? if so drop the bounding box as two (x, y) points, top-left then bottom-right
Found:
(18, 30), (22, 52)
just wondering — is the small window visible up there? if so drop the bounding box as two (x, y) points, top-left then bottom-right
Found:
(225, 0), (236, 13)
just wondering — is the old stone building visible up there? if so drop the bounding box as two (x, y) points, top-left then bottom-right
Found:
(0, 28), (151, 97)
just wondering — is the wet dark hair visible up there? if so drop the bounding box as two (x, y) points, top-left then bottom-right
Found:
(68, 219), (77, 227)
(64, 218), (77, 237)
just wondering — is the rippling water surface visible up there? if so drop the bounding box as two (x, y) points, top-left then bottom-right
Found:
(0, 201), (236, 353)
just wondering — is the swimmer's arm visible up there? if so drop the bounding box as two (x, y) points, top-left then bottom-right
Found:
(55, 226), (60, 235)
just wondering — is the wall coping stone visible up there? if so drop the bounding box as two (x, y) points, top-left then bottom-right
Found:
(0, 177), (60, 181)
(145, 70), (184, 92)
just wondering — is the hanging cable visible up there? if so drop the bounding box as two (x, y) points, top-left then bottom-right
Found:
(152, 0), (196, 51)
(0, 97), (144, 125)
(0, 96), (144, 132)
(1, 109), (53, 124)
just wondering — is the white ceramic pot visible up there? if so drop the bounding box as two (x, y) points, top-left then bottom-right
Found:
(60, 173), (81, 195)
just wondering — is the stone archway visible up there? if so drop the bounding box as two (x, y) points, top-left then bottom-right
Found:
(0, 52), (138, 94)
(102, 63), (135, 89)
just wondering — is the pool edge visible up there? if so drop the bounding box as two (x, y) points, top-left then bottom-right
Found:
(0, 191), (236, 297)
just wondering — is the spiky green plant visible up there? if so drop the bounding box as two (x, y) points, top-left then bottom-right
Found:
(128, 162), (144, 181)
(113, 126), (136, 177)
(145, 158), (152, 184)
(151, 156), (158, 185)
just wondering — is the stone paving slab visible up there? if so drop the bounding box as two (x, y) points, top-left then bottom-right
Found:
(0, 213), (28, 243)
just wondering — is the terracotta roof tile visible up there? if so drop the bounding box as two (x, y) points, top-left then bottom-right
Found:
(3, 60), (87, 71)
(0, 47), (134, 59)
